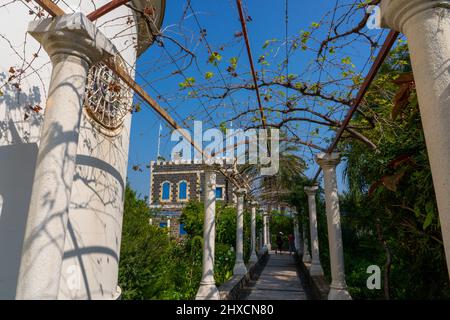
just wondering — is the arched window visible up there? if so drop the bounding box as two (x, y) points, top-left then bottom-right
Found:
(215, 186), (224, 200)
(161, 181), (171, 201)
(178, 180), (188, 201)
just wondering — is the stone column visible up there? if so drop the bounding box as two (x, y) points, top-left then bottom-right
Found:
(16, 13), (114, 299)
(381, 0), (450, 279)
(196, 168), (219, 300)
(316, 152), (351, 300)
(167, 218), (171, 238)
(302, 224), (312, 263)
(249, 201), (258, 263)
(305, 185), (324, 276)
(233, 188), (247, 275)
(266, 209), (272, 251)
(262, 212), (268, 251)
(293, 215), (301, 255)
(259, 228), (263, 253)
(297, 217), (304, 256)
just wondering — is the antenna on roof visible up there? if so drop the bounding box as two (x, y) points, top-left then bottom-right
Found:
(157, 122), (162, 160)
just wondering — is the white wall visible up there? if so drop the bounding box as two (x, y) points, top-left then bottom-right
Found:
(0, 1), (139, 299)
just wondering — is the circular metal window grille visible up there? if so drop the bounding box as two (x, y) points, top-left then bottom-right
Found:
(84, 56), (131, 130)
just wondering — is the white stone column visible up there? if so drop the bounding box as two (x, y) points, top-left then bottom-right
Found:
(233, 188), (247, 275)
(316, 152), (351, 300)
(249, 201), (258, 263)
(262, 212), (268, 251)
(293, 215), (301, 254)
(381, 0), (450, 280)
(302, 224), (312, 263)
(16, 13), (114, 299)
(167, 218), (171, 238)
(258, 228), (263, 253)
(297, 217), (304, 256)
(305, 185), (324, 276)
(266, 208), (272, 251)
(196, 168), (219, 300)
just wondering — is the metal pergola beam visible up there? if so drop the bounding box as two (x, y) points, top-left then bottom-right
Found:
(34, 0), (65, 16)
(86, 0), (131, 21)
(31, 0), (249, 192)
(312, 30), (400, 182)
(236, 0), (267, 129)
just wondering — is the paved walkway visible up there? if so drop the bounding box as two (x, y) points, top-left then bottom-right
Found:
(245, 252), (308, 300)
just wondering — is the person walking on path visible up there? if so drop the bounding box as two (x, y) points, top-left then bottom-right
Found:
(288, 234), (295, 255)
(276, 232), (284, 255)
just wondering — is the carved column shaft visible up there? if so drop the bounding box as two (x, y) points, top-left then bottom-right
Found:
(305, 185), (324, 276)
(381, 0), (450, 279)
(196, 168), (219, 300)
(233, 189), (247, 275)
(249, 202), (258, 263)
(16, 13), (114, 299)
(316, 152), (351, 300)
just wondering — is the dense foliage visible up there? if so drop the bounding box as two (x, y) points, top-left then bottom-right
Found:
(119, 186), (204, 299)
(118, 188), (262, 300)
(338, 42), (450, 299)
(269, 212), (294, 251)
(180, 200), (263, 270)
(279, 42), (450, 299)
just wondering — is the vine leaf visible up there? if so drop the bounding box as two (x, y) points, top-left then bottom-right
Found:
(382, 170), (406, 192)
(423, 206), (434, 230)
(392, 72), (415, 120)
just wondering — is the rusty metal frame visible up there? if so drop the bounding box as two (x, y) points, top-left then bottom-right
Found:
(236, 0), (267, 129)
(312, 30), (400, 182)
(31, 0), (249, 191)
(87, 0), (131, 21)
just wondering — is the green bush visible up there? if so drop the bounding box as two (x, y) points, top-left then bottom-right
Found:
(119, 193), (259, 300)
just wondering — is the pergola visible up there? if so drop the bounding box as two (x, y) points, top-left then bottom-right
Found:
(10, 0), (450, 300)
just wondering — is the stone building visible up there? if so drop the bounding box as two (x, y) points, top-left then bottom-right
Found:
(149, 160), (236, 236)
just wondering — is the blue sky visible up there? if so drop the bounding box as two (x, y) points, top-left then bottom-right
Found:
(126, 0), (385, 198)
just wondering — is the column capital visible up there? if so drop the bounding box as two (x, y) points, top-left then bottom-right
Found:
(315, 152), (340, 169)
(234, 188), (247, 197)
(381, 0), (450, 32)
(204, 170), (216, 189)
(304, 185), (319, 195)
(204, 163), (220, 171)
(28, 12), (116, 65)
(250, 201), (258, 207)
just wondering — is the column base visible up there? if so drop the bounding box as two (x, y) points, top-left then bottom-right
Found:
(328, 286), (352, 300)
(302, 251), (312, 263)
(249, 252), (258, 263)
(233, 261), (248, 275)
(111, 286), (122, 300)
(309, 261), (324, 276)
(266, 244), (272, 251)
(196, 282), (220, 300)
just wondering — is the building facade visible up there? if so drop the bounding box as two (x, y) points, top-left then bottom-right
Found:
(149, 160), (236, 217)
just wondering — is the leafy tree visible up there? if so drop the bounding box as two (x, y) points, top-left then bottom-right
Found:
(338, 43), (450, 299)
(119, 185), (172, 299)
